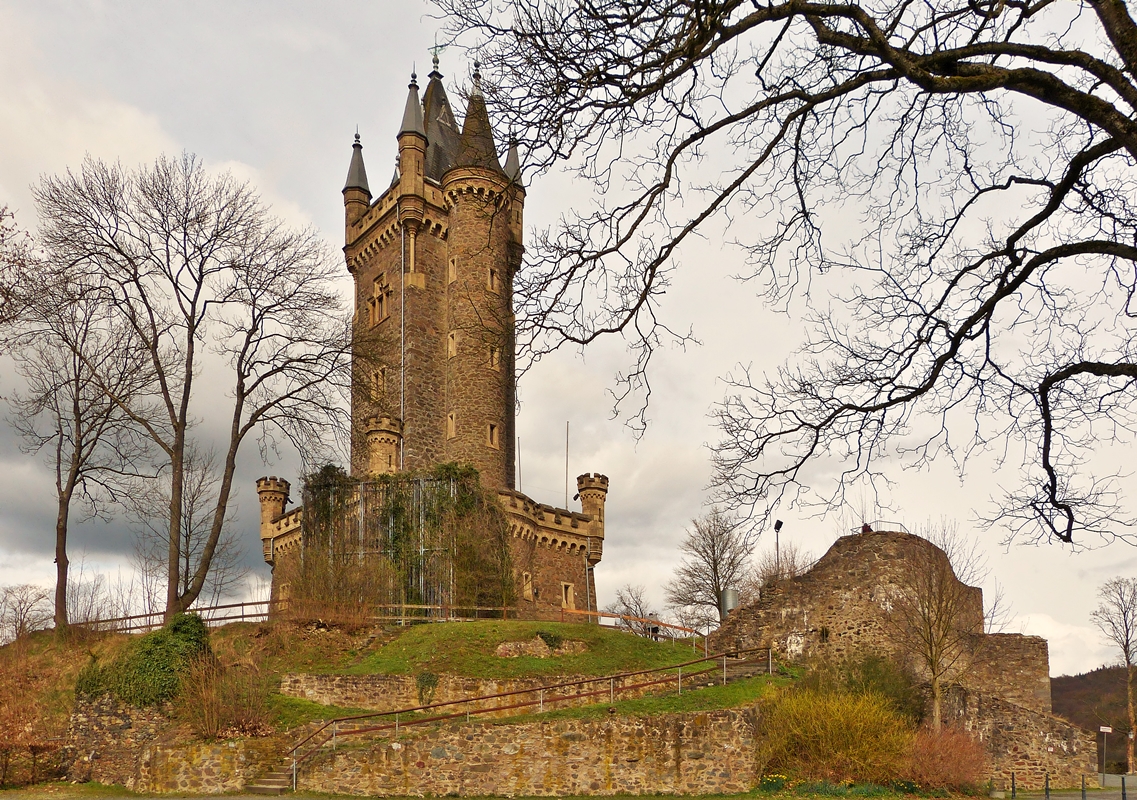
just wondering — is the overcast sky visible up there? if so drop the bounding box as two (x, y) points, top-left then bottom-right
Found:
(0, 0), (1132, 676)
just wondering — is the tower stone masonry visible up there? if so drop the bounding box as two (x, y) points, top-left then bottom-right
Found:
(256, 59), (608, 616)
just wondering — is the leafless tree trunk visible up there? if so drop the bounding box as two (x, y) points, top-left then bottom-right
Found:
(440, 0), (1137, 546)
(665, 507), (756, 625)
(1092, 577), (1137, 774)
(31, 154), (354, 618)
(127, 445), (246, 609)
(3, 239), (151, 631)
(889, 523), (987, 732)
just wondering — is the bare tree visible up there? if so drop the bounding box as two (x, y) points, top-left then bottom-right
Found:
(0, 585), (51, 644)
(0, 206), (33, 326)
(128, 445), (246, 610)
(739, 542), (815, 606)
(32, 153), (354, 617)
(440, 0), (1137, 546)
(665, 507), (756, 625)
(605, 583), (659, 637)
(889, 523), (987, 732)
(5, 272), (150, 630)
(1092, 577), (1137, 774)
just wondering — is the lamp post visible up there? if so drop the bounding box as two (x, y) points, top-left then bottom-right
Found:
(774, 519), (783, 576)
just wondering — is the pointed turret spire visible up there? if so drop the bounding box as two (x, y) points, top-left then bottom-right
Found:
(455, 62), (504, 173)
(343, 132), (370, 195)
(423, 55), (461, 180)
(399, 72), (426, 139)
(503, 137), (522, 184)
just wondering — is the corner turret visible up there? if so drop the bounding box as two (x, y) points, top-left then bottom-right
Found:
(576, 473), (609, 565)
(256, 476), (290, 543)
(397, 73), (428, 283)
(343, 133), (371, 230)
(366, 416), (404, 475)
(503, 138), (522, 185)
(454, 65), (504, 173)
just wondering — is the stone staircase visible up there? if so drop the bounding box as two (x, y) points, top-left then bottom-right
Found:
(247, 758), (294, 795)
(723, 655), (775, 683)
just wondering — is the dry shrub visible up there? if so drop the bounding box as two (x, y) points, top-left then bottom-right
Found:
(759, 689), (913, 784)
(907, 726), (987, 790)
(176, 655), (271, 740)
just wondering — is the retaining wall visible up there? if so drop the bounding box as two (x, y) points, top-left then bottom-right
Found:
(301, 708), (759, 796)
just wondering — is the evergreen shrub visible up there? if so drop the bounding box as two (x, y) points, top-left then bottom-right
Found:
(75, 613), (211, 706)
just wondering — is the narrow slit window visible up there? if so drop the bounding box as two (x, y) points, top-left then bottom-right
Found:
(522, 572), (533, 601)
(488, 423), (500, 448)
(447, 412), (456, 439)
(487, 268), (499, 292)
(489, 346), (501, 370)
(447, 332), (458, 358)
(561, 582), (575, 610)
(448, 257), (457, 284)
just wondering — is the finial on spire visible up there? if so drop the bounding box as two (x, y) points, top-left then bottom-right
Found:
(410, 68), (418, 88)
(429, 39), (445, 79)
(344, 127), (370, 194)
(471, 60), (483, 97)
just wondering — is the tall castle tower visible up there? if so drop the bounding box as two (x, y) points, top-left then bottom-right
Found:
(343, 60), (523, 490)
(257, 60), (607, 617)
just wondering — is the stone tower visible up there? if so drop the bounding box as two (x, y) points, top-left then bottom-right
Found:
(343, 60), (524, 490)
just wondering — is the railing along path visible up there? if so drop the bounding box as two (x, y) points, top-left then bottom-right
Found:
(282, 644), (773, 789)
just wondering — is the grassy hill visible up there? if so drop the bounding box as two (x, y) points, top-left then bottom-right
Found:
(345, 620), (699, 678)
(1052, 665), (1127, 772)
(0, 618), (734, 742)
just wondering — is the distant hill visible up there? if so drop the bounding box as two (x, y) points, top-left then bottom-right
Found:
(1052, 665), (1128, 773)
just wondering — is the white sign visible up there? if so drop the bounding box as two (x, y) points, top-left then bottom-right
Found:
(1102, 726), (1114, 733)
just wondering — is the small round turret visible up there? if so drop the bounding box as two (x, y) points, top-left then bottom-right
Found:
(366, 416), (404, 474)
(255, 476), (291, 539)
(576, 473), (609, 565)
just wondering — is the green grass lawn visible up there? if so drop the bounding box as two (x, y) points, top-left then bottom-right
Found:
(498, 673), (783, 723)
(346, 620), (702, 678)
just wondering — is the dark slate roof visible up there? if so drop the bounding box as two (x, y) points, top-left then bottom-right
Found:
(399, 74), (426, 138)
(503, 139), (522, 185)
(423, 64), (461, 181)
(455, 69), (503, 173)
(343, 133), (370, 194)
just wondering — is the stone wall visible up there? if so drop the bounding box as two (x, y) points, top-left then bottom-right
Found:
(279, 670), (664, 717)
(968, 634), (1052, 714)
(65, 694), (170, 787)
(946, 690), (1096, 790)
(134, 738), (281, 794)
(300, 709), (759, 796)
(711, 530), (984, 666)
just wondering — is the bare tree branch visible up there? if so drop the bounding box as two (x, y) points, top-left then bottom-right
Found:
(439, 0), (1137, 544)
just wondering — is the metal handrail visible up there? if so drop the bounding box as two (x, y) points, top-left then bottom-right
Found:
(283, 644), (772, 781)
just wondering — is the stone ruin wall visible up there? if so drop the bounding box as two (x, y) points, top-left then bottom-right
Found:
(968, 633), (1052, 715)
(712, 532), (985, 662)
(709, 529), (1088, 788)
(945, 690), (1097, 790)
(299, 709), (759, 797)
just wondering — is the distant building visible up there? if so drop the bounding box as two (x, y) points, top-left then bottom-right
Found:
(256, 59), (607, 616)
